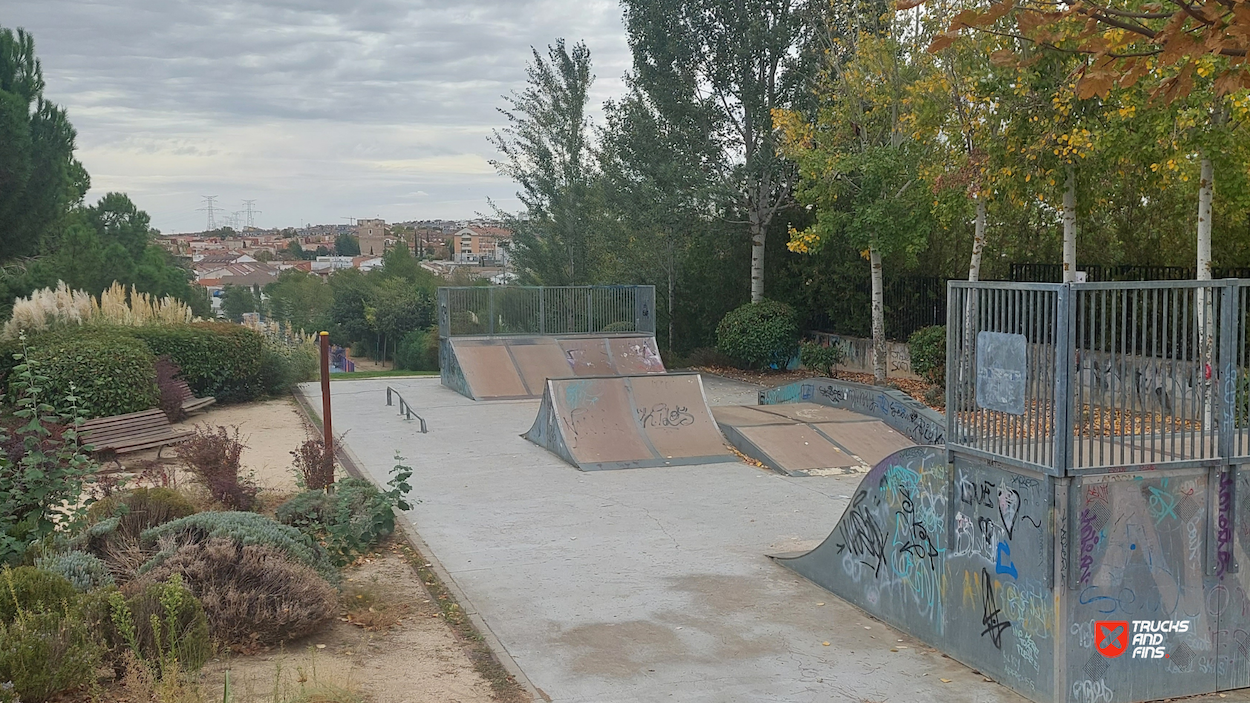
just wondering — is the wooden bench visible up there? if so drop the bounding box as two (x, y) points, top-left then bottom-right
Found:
(79, 409), (193, 461)
(172, 380), (216, 414)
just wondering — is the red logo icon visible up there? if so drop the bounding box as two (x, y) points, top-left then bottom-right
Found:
(1095, 621), (1129, 658)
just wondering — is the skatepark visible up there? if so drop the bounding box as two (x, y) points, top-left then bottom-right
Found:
(307, 283), (1250, 703)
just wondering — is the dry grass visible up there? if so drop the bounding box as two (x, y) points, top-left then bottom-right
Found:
(136, 539), (338, 651)
(340, 578), (409, 632)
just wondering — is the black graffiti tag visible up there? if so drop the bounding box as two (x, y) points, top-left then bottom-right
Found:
(637, 403), (695, 428)
(896, 487), (939, 569)
(836, 490), (888, 577)
(980, 567), (1012, 649)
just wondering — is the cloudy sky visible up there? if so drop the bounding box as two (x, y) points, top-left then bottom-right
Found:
(4, 1), (632, 233)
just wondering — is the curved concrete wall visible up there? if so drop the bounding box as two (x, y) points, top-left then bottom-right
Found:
(759, 378), (945, 445)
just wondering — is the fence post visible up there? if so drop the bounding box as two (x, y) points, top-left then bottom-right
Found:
(1219, 282), (1237, 460)
(488, 287), (495, 336)
(539, 288), (546, 336)
(1052, 284), (1074, 474)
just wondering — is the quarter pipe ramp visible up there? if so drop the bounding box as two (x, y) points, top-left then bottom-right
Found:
(441, 335), (665, 400)
(523, 373), (736, 470)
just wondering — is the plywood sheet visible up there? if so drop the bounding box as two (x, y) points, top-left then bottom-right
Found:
(738, 424), (858, 471)
(508, 339), (575, 394)
(450, 341), (527, 399)
(712, 405), (795, 427)
(816, 420), (914, 466)
(606, 336), (666, 375)
(628, 374), (730, 460)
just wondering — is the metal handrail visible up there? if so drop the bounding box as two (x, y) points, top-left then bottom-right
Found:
(385, 387), (428, 433)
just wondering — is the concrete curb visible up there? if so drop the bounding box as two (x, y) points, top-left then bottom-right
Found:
(291, 387), (548, 702)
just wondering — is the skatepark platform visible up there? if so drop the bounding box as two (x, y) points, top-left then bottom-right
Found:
(523, 373), (736, 470)
(714, 402), (914, 476)
(440, 334), (665, 400)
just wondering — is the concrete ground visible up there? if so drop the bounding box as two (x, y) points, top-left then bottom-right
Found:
(302, 376), (1028, 703)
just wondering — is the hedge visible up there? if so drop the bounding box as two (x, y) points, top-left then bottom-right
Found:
(128, 323), (265, 403)
(10, 329), (159, 419)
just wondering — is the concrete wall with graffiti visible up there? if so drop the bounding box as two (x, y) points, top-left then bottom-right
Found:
(439, 338), (470, 398)
(776, 444), (1250, 702)
(808, 331), (920, 380)
(759, 378), (945, 445)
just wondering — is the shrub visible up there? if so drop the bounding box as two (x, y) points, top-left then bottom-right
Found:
(291, 437), (335, 490)
(395, 327), (439, 372)
(136, 538), (337, 648)
(276, 463), (412, 566)
(908, 325), (947, 386)
(139, 511), (336, 583)
(0, 610), (100, 703)
(259, 335), (319, 396)
(682, 347), (736, 368)
(129, 322), (266, 403)
(799, 340), (845, 377)
(113, 574), (211, 674)
(35, 552), (115, 592)
(0, 567), (78, 623)
(154, 355), (185, 422)
(174, 425), (256, 510)
(11, 328), (158, 419)
(0, 345), (99, 565)
(86, 487), (197, 542)
(715, 300), (800, 370)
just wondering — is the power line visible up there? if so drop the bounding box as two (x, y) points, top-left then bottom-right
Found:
(242, 200), (260, 228)
(197, 196), (220, 231)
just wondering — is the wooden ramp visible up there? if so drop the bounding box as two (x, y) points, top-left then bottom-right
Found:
(714, 402), (914, 476)
(523, 373), (736, 470)
(441, 335), (665, 400)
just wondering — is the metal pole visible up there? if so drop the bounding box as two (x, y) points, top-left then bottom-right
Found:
(320, 331), (334, 486)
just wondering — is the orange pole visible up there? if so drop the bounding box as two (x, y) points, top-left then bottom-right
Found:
(320, 331), (333, 483)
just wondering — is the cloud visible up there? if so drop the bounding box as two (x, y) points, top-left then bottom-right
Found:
(4, 0), (631, 231)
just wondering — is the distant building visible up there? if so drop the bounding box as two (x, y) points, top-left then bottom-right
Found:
(451, 225), (512, 265)
(356, 219), (388, 256)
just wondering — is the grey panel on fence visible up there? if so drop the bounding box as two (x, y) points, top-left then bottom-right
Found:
(1065, 468), (1218, 702)
(758, 377), (945, 445)
(976, 331), (1029, 415)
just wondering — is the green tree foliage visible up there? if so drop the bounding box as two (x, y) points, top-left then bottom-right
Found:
(621, 0), (807, 303)
(334, 233), (360, 256)
(0, 28), (88, 262)
(265, 270), (332, 333)
(490, 40), (599, 285)
(219, 285), (260, 322)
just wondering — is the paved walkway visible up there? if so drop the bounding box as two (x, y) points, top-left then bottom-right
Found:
(303, 377), (1025, 703)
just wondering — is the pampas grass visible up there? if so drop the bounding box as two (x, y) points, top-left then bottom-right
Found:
(3, 281), (196, 339)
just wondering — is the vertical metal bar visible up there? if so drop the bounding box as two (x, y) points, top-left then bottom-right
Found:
(1220, 283), (1237, 460)
(946, 282), (957, 450)
(1054, 284), (1073, 474)
(1099, 289), (1108, 467)
(489, 287), (496, 336)
(1183, 287), (1193, 459)
(1076, 288), (1085, 468)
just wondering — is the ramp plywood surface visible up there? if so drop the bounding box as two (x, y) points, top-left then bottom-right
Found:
(757, 402), (873, 424)
(710, 405), (794, 427)
(523, 374), (736, 470)
(508, 339), (574, 395)
(443, 335), (666, 400)
(737, 424), (857, 472)
(814, 420), (914, 467)
(450, 341), (529, 400)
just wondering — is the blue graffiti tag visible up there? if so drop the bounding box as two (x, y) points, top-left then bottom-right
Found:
(996, 541), (1019, 579)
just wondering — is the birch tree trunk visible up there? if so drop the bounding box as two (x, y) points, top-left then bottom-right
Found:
(969, 195), (986, 282)
(750, 214), (766, 303)
(1196, 154), (1214, 428)
(1062, 165), (1077, 283)
(870, 247), (886, 385)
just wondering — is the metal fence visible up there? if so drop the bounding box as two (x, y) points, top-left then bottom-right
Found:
(948, 279), (1250, 475)
(809, 276), (948, 341)
(1010, 262), (1250, 282)
(437, 285), (656, 338)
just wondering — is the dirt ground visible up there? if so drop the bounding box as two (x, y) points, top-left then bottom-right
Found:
(201, 546), (500, 703)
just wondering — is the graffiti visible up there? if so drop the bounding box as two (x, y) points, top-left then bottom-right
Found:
(895, 487), (940, 568)
(1070, 679), (1114, 703)
(1015, 629), (1040, 671)
(998, 484), (1021, 538)
(1217, 469), (1234, 579)
(1003, 581), (1053, 639)
(1079, 507), (1100, 585)
(835, 490), (888, 576)
(1147, 484), (1180, 525)
(1071, 619), (1096, 649)
(981, 567), (1012, 649)
(996, 542), (1018, 578)
(636, 403), (694, 429)
(817, 384), (846, 403)
(765, 379), (944, 445)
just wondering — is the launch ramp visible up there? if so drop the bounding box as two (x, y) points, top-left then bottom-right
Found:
(523, 373), (735, 470)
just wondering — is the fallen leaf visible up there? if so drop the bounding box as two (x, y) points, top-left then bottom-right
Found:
(941, 678), (952, 683)
(822, 642), (831, 646)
